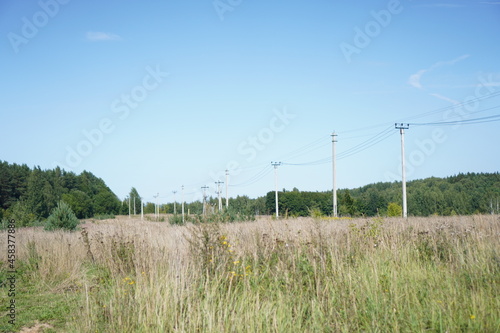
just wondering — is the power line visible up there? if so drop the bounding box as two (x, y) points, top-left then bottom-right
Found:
(337, 126), (395, 160)
(397, 90), (500, 123)
(277, 134), (331, 161)
(229, 164), (272, 187)
(282, 125), (395, 167)
(409, 113), (500, 127)
(333, 90), (500, 135)
(138, 91), (500, 204)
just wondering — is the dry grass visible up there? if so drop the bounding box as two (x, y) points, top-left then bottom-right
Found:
(1, 214), (499, 332)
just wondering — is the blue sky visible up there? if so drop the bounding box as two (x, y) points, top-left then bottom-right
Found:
(1, 0), (499, 203)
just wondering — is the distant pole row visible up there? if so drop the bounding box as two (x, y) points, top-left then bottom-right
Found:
(145, 126), (410, 220)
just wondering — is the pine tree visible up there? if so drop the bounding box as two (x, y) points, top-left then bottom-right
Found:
(45, 200), (79, 231)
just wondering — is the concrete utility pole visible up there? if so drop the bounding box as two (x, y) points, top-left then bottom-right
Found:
(271, 162), (282, 218)
(140, 197), (143, 221)
(215, 181), (224, 212)
(153, 193), (159, 220)
(225, 169), (229, 209)
(332, 132), (338, 217)
(181, 186), (185, 223)
(133, 196), (136, 215)
(395, 123), (409, 218)
(201, 185), (209, 216)
(172, 191), (177, 215)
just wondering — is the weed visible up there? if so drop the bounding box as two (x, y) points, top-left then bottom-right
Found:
(1, 215), (498, 332)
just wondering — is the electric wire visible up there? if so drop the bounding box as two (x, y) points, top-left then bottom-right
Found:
(146, 91), (500, 196)
(281, 125), (395, 167)
(398, 90), (500, 123)
(229, 164), (273, 187)
(409, 113), (500, 126)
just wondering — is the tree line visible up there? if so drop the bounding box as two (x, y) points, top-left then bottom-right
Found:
(143, 172), (500, 218)
(1, 160), (498, 226)
(263, 172), (500, 217)
(0, 161), (121, 226)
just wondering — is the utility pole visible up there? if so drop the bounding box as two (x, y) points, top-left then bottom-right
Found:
(181, 186), (185, 223)
(332, 132), (338, 217)
(128, 196), (131, 218)
(153, 193), (159, 220)
(201, 185), (209, 216)
(133, 196), (136, 215)
(395, 123), (409, 218)
(172, 191), (177, 215)
(271, 162), (282, 218)
(225, 169), (229, 209)
(215, 181), (224, 212)
(140, 197), (143, 221)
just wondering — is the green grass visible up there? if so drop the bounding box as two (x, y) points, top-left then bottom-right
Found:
(0, 259), (80, 332)
(1, 215), (499, 332)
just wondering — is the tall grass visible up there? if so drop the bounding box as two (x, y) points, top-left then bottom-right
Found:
(1, 215), (499, 332)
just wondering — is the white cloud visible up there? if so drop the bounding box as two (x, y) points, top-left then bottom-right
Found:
(407, 54), (470, 90)
(431, 54), (470, 69)
(86, 31), (122, 41)
(408, 69), (427, 89)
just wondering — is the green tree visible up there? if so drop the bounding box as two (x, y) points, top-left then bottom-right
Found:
(144, 202), (155, 214)
(45, 200), (79, 231)
(24, 167), (49, 219)
(62, 189), (93, 219)
(387, 202), (403, 217)
(230, 195), (254, 215)
(93, 191), (120, 215)
(253, 196), (267, 215)
(340, 189), (356, 216)
(9, 200), (37, 227)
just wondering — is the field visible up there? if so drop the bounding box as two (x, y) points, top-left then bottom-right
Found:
(1, 215), (499, 332)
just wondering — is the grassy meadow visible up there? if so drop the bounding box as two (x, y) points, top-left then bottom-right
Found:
(1, 215), (499, 332)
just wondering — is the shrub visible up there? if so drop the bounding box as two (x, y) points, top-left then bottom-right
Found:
(44, 201), (80, 231)
(168, 214), (184, 225)
(308, 207), (323, 218)
(387, 202), (403, 217)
